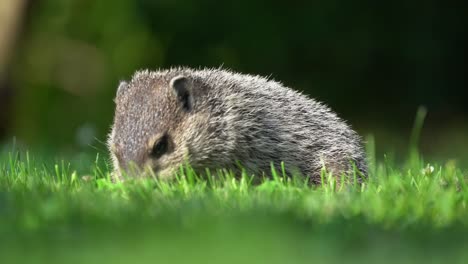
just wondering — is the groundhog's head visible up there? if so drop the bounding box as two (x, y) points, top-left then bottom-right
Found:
(107, 71), (223, 181)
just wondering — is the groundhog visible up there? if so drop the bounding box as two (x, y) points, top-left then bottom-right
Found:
(107, 67), (367, 183)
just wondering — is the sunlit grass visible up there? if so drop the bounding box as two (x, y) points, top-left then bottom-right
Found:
(1, 149), (467, 228)
(1, 109), (467, 263)
(0, 147), (467, 264)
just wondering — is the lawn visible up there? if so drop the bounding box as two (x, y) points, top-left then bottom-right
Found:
(0, 144), (467, 264)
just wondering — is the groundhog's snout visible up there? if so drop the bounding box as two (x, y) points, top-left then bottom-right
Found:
(112, 154), (176, 181)
(112, 162), (155, 181)
(110, 141), (163, 180)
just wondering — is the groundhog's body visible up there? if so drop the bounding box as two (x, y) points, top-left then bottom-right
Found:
(108, 68), (367, 183)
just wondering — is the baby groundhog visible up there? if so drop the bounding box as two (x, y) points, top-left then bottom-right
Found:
(108, 67), (367, 183)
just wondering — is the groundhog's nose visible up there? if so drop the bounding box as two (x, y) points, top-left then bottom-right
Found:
(117, 149), (147, 168)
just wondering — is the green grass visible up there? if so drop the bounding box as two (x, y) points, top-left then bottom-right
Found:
(0, 108), (467, 264)
(0, 148), (467, 264)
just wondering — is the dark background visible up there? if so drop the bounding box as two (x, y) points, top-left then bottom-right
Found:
(0, 0), (467, 163)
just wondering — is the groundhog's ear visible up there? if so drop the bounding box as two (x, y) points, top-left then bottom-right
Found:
(170, 76), (193, 111)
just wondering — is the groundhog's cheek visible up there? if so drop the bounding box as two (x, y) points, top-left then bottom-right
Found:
(142, 159), (155, 171)
(157, 167), (177, 180)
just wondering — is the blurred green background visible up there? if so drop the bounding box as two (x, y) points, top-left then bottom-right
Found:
(0, 0), (467, 163)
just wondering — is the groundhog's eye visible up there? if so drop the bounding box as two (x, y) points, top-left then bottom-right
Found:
(150, 134), (169, 159)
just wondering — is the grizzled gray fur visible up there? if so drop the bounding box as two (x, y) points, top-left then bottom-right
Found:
(108, 67), (367, 183)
